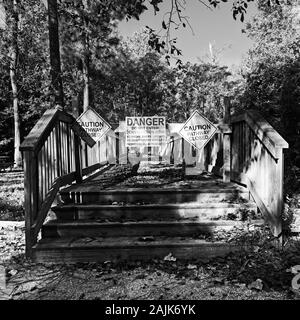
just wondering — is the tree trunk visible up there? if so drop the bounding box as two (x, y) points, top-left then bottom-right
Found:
(9, 0), (22, 168)
(82, 54), (90, 111)
(82, 0), (91, 112)
(47, 0), (64, 107)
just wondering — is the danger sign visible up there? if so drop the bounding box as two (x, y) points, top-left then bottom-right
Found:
(179, 110), (217, 150)
(76, 108), (111, 142)
(125, 116), (166, 147)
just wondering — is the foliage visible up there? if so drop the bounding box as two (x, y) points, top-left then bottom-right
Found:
(0, 0), (50, 158)
(239, 0), (300, 193)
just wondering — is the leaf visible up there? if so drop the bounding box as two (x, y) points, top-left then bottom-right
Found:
(248, 279), (263, 291)
(292, 274), (300, 291)
(187, 264), (197, 270)
(286, 265), (300, 274)
(138, 236), (155, 242)
(163, 253), (177, 261)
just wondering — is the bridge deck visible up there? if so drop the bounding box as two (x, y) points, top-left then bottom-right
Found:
(61, 163), (246, 194)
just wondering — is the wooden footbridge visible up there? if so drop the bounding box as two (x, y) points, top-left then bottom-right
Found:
(20, 107), (288, 263)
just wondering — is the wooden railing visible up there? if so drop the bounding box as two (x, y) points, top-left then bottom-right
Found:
(20, 107), (103, 257)
(231, 110), (289, 237)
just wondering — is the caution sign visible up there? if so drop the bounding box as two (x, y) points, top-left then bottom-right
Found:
(179, 110), (217, 150)
(125, 116), (166, 147)
(76, 108), (111, 142)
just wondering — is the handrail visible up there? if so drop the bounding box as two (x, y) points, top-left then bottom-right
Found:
(230, 109), (289, 237)
(231, 110), (288, 160)
(20, 108), (95, 152)
(20, 107), (97, 257)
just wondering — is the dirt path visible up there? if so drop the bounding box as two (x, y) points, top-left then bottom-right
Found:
(0, 221), (299, 300)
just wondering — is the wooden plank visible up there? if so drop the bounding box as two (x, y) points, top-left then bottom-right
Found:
(33, 237), (245, 263)
(173, 134), (181, 164)
(118, 132), (127, 164)
(52, 202), (256, 222)
(184, 140), (194, 165)
(223, 133), (231, 183)
(23, 151), (34, 257)
(55, 122), (61, 177)
(230, 170), (281, 235)
(42, 219), (264, 239)
(31, 178), (61, 241)
(82, 161), (108, 177)
(115, 132), (119, 164)
(107, 130), (116, 164)
(66, 123), (71, 173)
(71, 119), (95, 148)
(31, 169), (78, 243)
(74, 134), (82, 184)
(37, 150), (43, 210)
(56, 109), (74, 124)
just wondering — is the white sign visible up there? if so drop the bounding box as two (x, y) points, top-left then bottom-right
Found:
(77, 108), (111, 142)
(179, 110), (217, 150)
(125, 116), (166, 147)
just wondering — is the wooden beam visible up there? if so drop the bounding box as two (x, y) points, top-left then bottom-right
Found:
(23, 151), (35, 257)
(231, 170), (282, 236)
(222, 97), (231, 183)
(71, 120), (96, 148)
(74, 134), (82, 184)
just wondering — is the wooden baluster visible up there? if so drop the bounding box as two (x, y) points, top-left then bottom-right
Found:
(61, 122), (65, 175)
(51, 129), (56, 182)
(74, 133), (82, 183)
(170, 135), (174, 165)
(49, 134), (52, 187)
(181, 137), (185, 175)
(273, 148), (284, 237)
(222, 97), (232, 183)
(42, 144), (46, 201)
(38, 150), (42, 211)
(116, 132), (119, 164)
(23, 151), (38, 257)
(66, 123), (71, 173)
(45, 139), (50, 193)
(55, 122), (61, 177)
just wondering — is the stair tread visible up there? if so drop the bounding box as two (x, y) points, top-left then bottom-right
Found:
(33, 236), (240, 250)
(60, 185), (247, 194)
(44, 219), (264, 227)
(53, 202), (256, 209)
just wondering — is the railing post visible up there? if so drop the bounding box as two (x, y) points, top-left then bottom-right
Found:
(23, 150), (38, 257)
(222, 97), (232, 183)
(181, 137), (186, 177)
(74, 134), (82, 183)
(115, 132), (120, 164)
(273, 148), (284, 237)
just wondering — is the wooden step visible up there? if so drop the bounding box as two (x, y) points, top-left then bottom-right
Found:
(52, 202), (257, 221)
(60, 187), (250, 204)
(42, 219), (264, 239)
(32, 236), (245, 263)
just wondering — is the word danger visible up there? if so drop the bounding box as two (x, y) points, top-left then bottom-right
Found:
(126, 117), (165, 127)
(183, 123), (212, 141)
